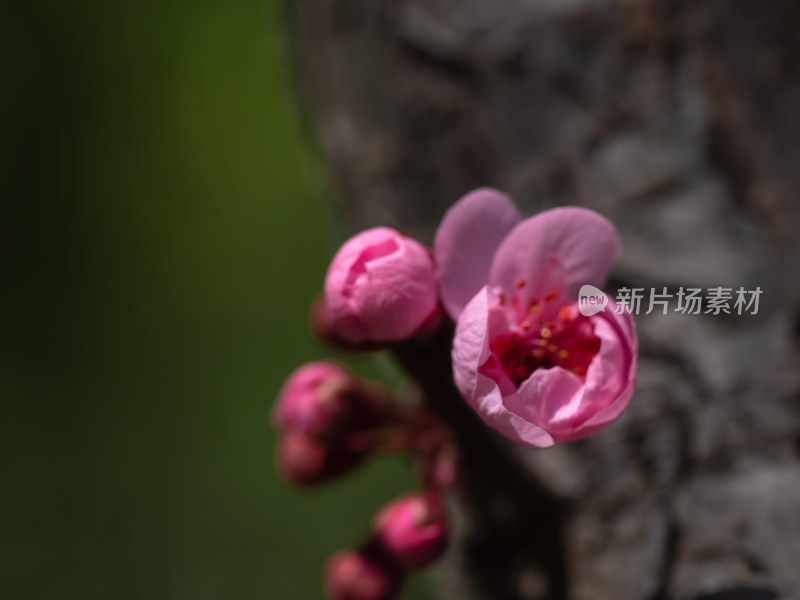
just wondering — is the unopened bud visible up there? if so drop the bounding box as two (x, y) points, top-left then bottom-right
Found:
(373, 492), (449, 569)
(324, 227), (437, 343)
(324, 549), (403, 600)
(273, 362), (393, 437)
(275, 432), (367, 487)
(273, 362), (350, 434)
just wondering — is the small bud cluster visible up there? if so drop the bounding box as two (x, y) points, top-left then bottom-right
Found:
(273, 361), (394, 486)
(273, 357), (453, 599)
(324, 491), (449, 600)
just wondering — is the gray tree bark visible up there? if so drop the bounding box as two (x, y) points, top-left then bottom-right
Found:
(290, 1), (800, 599)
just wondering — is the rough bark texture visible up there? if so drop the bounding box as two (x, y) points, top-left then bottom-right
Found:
(290, 1), (800, 599)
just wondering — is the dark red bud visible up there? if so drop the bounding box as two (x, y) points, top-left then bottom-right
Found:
(275, 433), (367, 487)
(324, 549), (403, 600)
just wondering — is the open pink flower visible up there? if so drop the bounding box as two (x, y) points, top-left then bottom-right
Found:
(434, 188), (637, 447)
(325, 227), (438, 343)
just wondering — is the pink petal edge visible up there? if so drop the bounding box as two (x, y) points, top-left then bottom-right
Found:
(489, 207), (622, 303)
(452, 287), (554, 447)
(434, 188), (522, 320)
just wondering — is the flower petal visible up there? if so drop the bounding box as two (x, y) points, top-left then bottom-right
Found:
(489, 207), (622, 302)
(474, 373), (555, 447)
(503, 366), (584, 443)
(576, 306), (638, 437)
(501, 302), (637, 444)
(435, 188), (522, 319)
(452, 288), (554, 447)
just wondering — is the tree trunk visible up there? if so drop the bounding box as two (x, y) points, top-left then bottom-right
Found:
(290, 1), (800, 598)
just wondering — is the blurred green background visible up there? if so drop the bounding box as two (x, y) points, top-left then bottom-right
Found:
(1, 1), (430, 598)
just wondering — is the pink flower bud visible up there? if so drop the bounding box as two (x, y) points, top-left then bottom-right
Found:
(273, 362), (350, 434)
(324, 227), (438, 343)
(324, 549), (403, 600)
(373, 492), (449, 569)
(273, 362), (393, 437)
(275, 432), (367, 487)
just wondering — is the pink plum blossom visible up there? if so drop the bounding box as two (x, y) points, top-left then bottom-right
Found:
(434, 188), (637, 446)
(325, 227), (438, 343)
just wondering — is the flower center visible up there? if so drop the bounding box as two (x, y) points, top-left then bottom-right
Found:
(489, 304), (601, 387)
